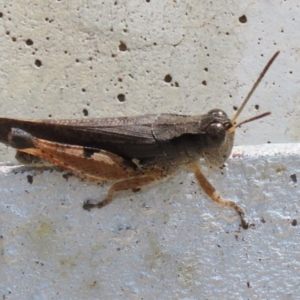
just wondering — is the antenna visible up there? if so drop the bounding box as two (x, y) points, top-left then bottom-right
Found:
(230, 51), (280, 126)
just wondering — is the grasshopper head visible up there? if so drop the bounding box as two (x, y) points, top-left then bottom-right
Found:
(202, 109), (234, 167)
(202, 108), (270, 167)
(201, 50), (279, 167)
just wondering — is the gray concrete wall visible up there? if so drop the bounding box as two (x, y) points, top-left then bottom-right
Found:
(0, 1), (299, 299)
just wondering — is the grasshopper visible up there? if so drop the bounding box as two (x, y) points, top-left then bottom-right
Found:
(0, 51), (279, 229)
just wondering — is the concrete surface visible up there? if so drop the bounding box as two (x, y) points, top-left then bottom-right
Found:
(0, 1), (299, 299)
(1, 143), (300, 299)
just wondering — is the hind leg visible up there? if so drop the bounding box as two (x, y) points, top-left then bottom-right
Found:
(83, 171), (165, 210)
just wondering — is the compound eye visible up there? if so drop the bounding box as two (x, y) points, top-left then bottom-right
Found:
(206, 123), (226, 145)
(207, 109), (228, 119)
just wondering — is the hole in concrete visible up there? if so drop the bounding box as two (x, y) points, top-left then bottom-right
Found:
(117, 94), (125, 102)
(35, 59), (42, 67)
(27, 175), (33, 184)
(239, 15), (247, 23)
(119, 41), (127, 51)
(164, 74), (172, 83)
(25, 39), (33, 46)
(290, 174), (297, 183)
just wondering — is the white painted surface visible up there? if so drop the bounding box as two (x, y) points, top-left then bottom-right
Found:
(1, 143), (300, 299)
(0, 1), (299, 299)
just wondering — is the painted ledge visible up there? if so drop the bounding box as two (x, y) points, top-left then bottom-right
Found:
(0, 143), (299, 299)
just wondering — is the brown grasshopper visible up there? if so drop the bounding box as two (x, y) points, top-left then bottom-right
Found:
(0, 51), (279, 229)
